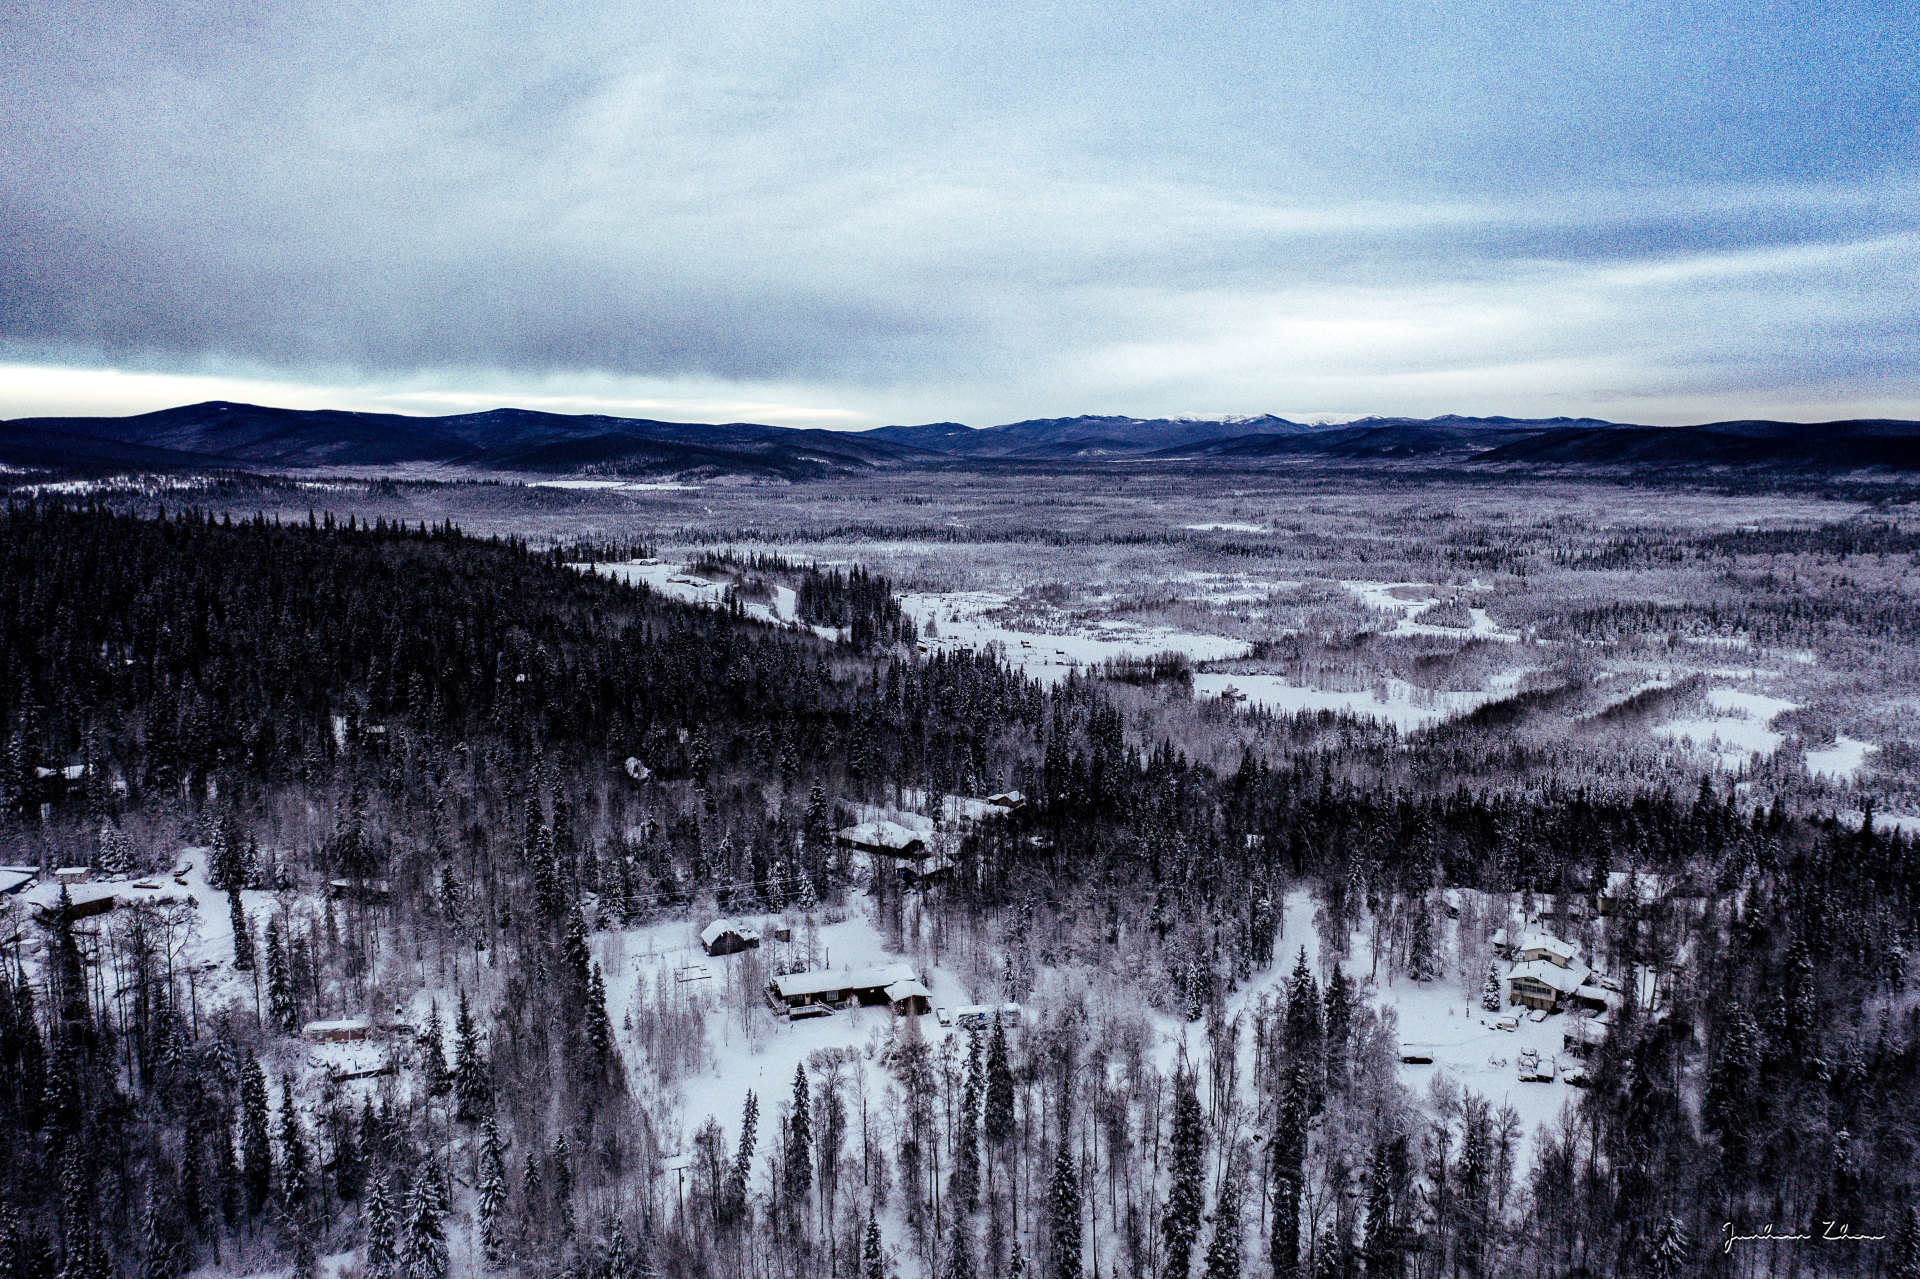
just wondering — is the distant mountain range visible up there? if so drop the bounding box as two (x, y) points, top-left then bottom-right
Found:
(4, 401), (1918, 480)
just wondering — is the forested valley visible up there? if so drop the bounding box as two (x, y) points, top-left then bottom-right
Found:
(1, 503), (1916, 1279)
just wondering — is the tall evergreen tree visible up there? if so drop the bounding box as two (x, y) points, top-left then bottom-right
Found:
(278, 1075), (310, 1212)
(1645, 1215), (1688, 1279)
(862, 1213), (884, 1279)
(785, 1065), (813, 1208)
(984, 1019), (1015, 1151)
(400, 1176), (448, 1279)
(1161, 1072), (1207, 1279)
(1270, 1061), (1310, 1279)
(476, 1117), (508, 1270)
(364, 1177), (398, 1279)
(265, 919), (297, 1033)
(1202, 1162), (1243, 1279)
(239, 1053), (273, 1214)
(226, 889), (253, 971)
(453, 990), (491, 1122)
(730, 1090), (759, 1219)
(1362, 1139), (1398, 1278)
(1046, 1138), (1080, 1279)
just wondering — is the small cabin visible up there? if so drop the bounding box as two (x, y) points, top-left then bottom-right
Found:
(56, 866), (91, 886)
(985, 792), (1027, 812)
(1399, 1045), (1435, 1064)
(303, 1018), (372, 1044)
(700, 919), (762, 956)
(884, 978), (932, 1017)
(328, 878), (393, 902)
(835, 821), (929, 860)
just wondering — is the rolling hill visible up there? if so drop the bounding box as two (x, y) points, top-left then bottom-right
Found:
(5, 402), (1919, 480)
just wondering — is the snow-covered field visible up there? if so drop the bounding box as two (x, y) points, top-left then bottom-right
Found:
(1653, 684), (1799, 771)
(1340, 580), (1519, 642)
(1806, 736), (1876, 781)
(898, 590), (1251, 685)
(583, 561), (809, 631)
(1193, 671), (1526, 733)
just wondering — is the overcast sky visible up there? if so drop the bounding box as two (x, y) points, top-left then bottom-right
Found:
(2, 0), (1915, 428)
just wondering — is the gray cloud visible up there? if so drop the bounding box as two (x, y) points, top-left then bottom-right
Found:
(2, 0), (1916, 423)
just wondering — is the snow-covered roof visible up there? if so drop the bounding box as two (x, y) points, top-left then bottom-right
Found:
(1520, 932), (1578, 961)
(771, 963), (917, 999)
(0, 870), (34, 896)
(1493, 927), (1578, 961)
(701, 919), (761, 946)
(836, 820), (927, 852)
(986, 791), (1026, 807)
(304, 1018), (370, 1033)
(1603, 871), (1669, 898)
(1508, 959), (1593, 995)
(884, 979), (931, 1003)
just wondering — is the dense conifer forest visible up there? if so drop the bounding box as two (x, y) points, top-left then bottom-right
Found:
(0, 503), (1916, 1279)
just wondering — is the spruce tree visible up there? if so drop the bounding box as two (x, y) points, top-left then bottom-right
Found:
(1407, 900), (1435, 982)
(862, 1213), (884, 1279)
(1270, 1061), (1310, 1279)
(944, 1220), (973, 1279)
(1704, 1002), (1759, 1174)
(239, 1053), (273, 1214)
(951, 1030), (982, 1212)
(476, 1118), (508, 1270)
(984, 1019), (1015, 1150)
(364, 1177), (398, 1279)
(586, 964), (613, 1077)
(1202, 1165), (1242, 1279)
(1480, 962), (1501, 1013)
(453, 990), (491, 1122)
(400, 1176), (448, 1279)
(729, 1091), (759, 1218)
(1161, 1072), (1206, 1279)
(265, 919), (297, 1033)
(279, 1075), (310, 1212)
(420, 1003), (449, 1095)
(785, 1065), (813, 1208)
(1645, 1215), (1688, 1279)
(1362, 1139), (1397, 1277)
(1046, 1138), (1080, 1279)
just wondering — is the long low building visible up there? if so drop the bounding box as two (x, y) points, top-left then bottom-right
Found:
(768, 963), (929, 1015)
(835, 821), (929, 859)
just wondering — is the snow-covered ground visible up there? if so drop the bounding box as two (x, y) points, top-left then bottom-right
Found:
(594, 901), (1000, 1159)
(1287, 891), (1590, 1152)
(1653, 684), (1799, 771)
(1193, 671), (1526, 733)
(898, 590), (1251, 685)
(531, 479), (700, 491)
(1806, 736), (1876, 781)
(1339, 580), (1519, 642)
(582, 561), (809, 631)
